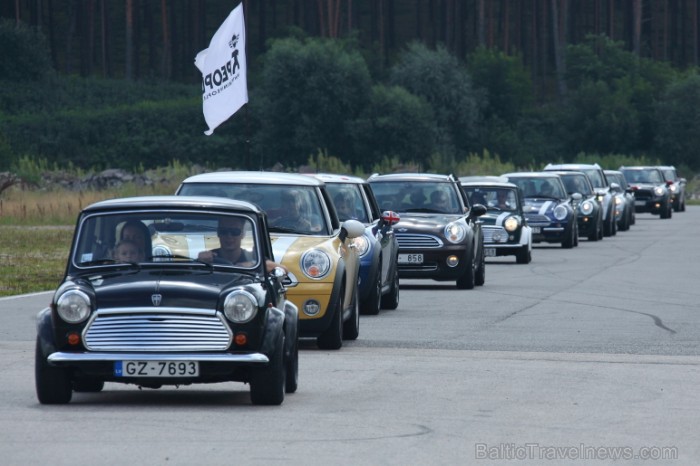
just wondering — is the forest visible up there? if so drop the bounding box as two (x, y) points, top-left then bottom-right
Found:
(1, 0), (700, 177)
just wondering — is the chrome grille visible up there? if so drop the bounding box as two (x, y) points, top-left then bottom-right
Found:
(482, 226), (507, 243)
(83, 308), (232, 352)
(396, 234), (443, 249)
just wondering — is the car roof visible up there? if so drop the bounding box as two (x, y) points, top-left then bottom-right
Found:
(307, 173), (366, 184)
(181, 171), (325, 187)
(367, 173), (455, 182)
(619, 166), (660, 170)
(502, 171), (562, 179)
(544, 170), (587, 177)
(459, 179), (518, 189)
(603, 169), (623, 175)
(458, 175), (510, 184)
(83, 195), (262, 214)
(544, 163), (602, 170)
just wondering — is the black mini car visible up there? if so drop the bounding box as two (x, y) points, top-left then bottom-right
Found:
(368, 173), (486, 289)
(547, 170), (604, 241)
(657, 165), (687, 212)
(35, 196), (299, 405)
(619, 166), (673, 219)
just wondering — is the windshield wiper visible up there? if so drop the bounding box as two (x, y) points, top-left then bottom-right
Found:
(146, 254), (213, 270)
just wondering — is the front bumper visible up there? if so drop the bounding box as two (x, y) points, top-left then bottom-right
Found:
(396, 245), (470, 280)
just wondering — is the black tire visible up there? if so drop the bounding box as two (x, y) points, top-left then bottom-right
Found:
(35, 339), (72, 404)
(475, 248), (485, 286)
(515, 245), (530, 264)
(456, 247), (475, 290)
(73, 379), (105, 392)
(285, 332), (298, 394)
(380, 264), (400, 310)
(342, 288), (360, 340)
(250, 332), (285, 405)
(603, 209), (614, 237)
(360, 269), (381, 315)
(661, 202), (672, 219)
(562, 223), (575, 249)
(588, 216), (601, 241)
(317, 286), (344, 350)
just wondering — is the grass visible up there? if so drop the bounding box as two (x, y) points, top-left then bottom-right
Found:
(0, 225), (73, 297)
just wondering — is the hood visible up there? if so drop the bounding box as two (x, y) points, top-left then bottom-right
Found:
(393, 213), (464, 231)
(478, 211), (522, 227)
(87, 269), (253, 310)
(522, 199), (558, 215)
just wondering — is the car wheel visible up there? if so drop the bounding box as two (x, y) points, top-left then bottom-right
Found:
(603, 210), (614, 237)
(562, 224), (575, 249)
(317, 286), (344, 350)
(285, 332), (298, 394)
(343, 288), (360, 340)
(573, 223), (579, 246)
(456, 247), (475, 290)
(588, 216), (600, 241)
(360, 269), (381, 315)
(250, 331), (285, 405)
(661, 202), (672, 219)
(475, 248), (486, 286)
(73, 379), (105, 392)
(380, 264), (400, 310)
(35, 339), (72, 404)
(515, 245), (530, 264)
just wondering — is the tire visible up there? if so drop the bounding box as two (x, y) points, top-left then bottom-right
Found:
(360, 269), (381, 315)
(475, 248), (486, 286)
(515, 245), (530, 264)
(661, 202), (672, 219)
(588, 215), (601, 241)
(35, 339), (72, 404)
(317, 286), (344, 350)
(342, 288), (360, 340)
(456, 247), (475, 290)
(562, 223), (575, 249)
(73, 379), (105, 392)
(250, 332), (285, 405)
(285, 332), (298, 394)
(380, 264), (400, 310)
(603, 209), (614, 237)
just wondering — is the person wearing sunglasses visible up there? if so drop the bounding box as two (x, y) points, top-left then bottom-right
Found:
(198, 216), (286, 273)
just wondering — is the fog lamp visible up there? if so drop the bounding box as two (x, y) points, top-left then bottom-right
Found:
(446, 255), (459, 267)
(303, 300), (321, 316)
(234, 333), (248, 346)
(67, 332), (81, 346)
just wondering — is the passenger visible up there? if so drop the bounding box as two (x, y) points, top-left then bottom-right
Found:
(120, 220), (152, 259)
(113, 239), (142, 262)
(334, 192), (355, 221)
(272, 189), (312, 231)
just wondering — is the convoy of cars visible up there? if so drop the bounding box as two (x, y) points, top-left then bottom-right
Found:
(34, 163), (687, 404)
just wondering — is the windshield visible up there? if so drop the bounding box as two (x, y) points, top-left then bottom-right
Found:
(178, 183), (329, 235)
(507, 177), (567, 200)
(325, 183), (370, 223)
(73, 211), (259, 269)
(622, 169), (663, 184)
(560, 174), (592, 196)
(369, 181), (462, 214)
(581, 169), (605, 188)
(463, 187), (519, 212)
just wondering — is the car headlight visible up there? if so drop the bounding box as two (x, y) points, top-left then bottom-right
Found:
(669, 184), (678, 193)
(553, 205), (568, 221)
(653, 186), (665, 196)
(614, 196), (623, 205)
(444, 222), (467, 243)
(223, 290), (258, 323)
(301, 249), (332, 279)
(56, 289), (91, 323)
(579, 200), (594, 215)
(504, 217), (519, 232)
(352, 235), (370, 257)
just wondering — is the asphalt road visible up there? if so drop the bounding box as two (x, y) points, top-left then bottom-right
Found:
(1, 208), (698, 465)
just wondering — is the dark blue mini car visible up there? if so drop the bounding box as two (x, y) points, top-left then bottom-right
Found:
(312, 173), (401, 314)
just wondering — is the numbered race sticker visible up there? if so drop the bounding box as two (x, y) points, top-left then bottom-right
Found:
(115, 361), (199, 377)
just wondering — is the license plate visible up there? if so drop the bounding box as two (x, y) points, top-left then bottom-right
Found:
(115, 361), (199, 377)
(635, 200), (645, 206)
(398, 253), (423, 264)
(484, 248), (496, 257)
(531, 227), (541, 234)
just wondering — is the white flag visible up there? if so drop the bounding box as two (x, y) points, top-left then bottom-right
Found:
(195, 3), (248, 136)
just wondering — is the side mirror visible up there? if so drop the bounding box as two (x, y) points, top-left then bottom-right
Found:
(470, 203), (487, 218)
(339, 219), (365, 241)
(381, 210), (400, 226)
(609, 182), (620, 192)
(571, 192), (583, 201)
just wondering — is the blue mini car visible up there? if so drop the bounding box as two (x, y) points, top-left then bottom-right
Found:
(311, 173), (401, 315)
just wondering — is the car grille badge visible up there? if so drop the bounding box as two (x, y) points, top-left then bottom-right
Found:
(151, 293), (162, 307)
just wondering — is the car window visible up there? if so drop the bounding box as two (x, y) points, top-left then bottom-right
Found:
(74, 212), (259, 268)
(325, 183), (370, 223)
(178, 183), (330, 235)
(370, 181), (461, 214)
(622, 169), (662, 184)
(508, 178), (566, 199)
(581, 169), (605, 188)
(560, 174), (592, 196)
(463, 187), (518, 211)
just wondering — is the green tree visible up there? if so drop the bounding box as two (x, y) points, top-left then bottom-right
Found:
(0, 19), (54, 82)
(252, 36), (372, 168)
(654, 73), (700, 170)
(389, 42), (480, 159)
